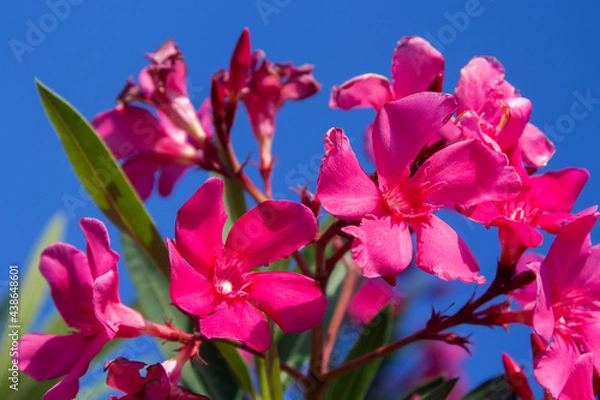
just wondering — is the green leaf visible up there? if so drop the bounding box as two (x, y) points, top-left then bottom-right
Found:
(420, 378), (459, 400)
(401, 376), (446, 400)
(35, 79), (169, 277)
(265, 320), (284, 400)
(0, 213), (67, 400)
(214, 342), (257, 399)
(325, 305), (394, 400)
(462, 375), (516, 400)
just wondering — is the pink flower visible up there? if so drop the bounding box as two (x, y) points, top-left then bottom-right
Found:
(316, 93), (521, 284)
(453, 56), (555, 169)
(18, 218), (147, 400)
(215, 28), (321, 180)
(330, 36), (444, 161)
(464, 155), (592, 264)
(92, 41), (214, 200)
(118, 40), (208, 145)
(92, 100), (213, 200)
(348, 279), (402, 325)
(105, 356), (208, 400)
(530, 213), (600, 399)
(330, 36), (444, 111)
(168, 177), (327, 352)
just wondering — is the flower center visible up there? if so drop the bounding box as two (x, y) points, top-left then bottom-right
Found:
(383, 178), (442, 219)
(218, 281), (233, 295)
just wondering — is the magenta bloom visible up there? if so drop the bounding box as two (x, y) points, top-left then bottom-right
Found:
(330, 36), (444, 111)
(92, 41), (213, 200)
(215, 28), (320, 177)
(105, 357), (207, 400)
(348, 279), (402, 325)
(18, 218), (147, 400)
(465, 157), (592, 260)
(530, 213), (600, 399)
(316, 93), (521, 284)
(168, 177), (327, 352)
(454, 56), (555, 169)
(330, 36), (444, 160)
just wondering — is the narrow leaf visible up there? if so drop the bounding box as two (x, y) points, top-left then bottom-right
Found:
(421, 377), (459, 400)
(325, 306), (394, 400)
(36, 79), (169, 277)
(0, 213), (66, 399)
(462, 375), (516, 400)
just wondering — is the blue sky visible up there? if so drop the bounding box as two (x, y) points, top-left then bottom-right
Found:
(2, 0), (600, 396)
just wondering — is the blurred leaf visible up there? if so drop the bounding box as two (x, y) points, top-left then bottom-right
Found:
(214, 342), (257, 399)
(36, 79), (169, 277)
(462, 375), (516, 400)
(401, 376), (446, 400)
(420, 378), (459, 400)
(256, 356), (271, 400)
(325, 306), (394, 400)
(0, 213), (66, 400)
(265, 320), (284, 400)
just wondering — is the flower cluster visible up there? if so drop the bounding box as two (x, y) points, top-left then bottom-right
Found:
(19, 29), (599, 400)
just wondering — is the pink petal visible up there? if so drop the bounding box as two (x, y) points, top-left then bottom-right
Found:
(454, 56), (517, 121)
(493, 217), (544, 248)
(342, 215), (413, 279)
(199, 299), (269, 352)
(559, 353), (595, 400)
(158, 165), (189, 197)
(532, 261), (555, 343)
(329, 74), (394, 111)
(391, 36), (444, 98)
(497, 97), (532, 151)
(39, 244), (95, 328)
(19, 333), (95, 381)
(413, 215), (484, 284)
(80, 218), (119, 280)
(279, 63), (321, 101)
(225, 201), (317, 271)
(228, 28), (252, 97)
(91, 105), (168, 158)
(530, 168), (590, 213)
(348, 279), (398, 324)
(93, 270), (146, 339)
(105, 357), (148, 394)
(511, 252), (544, 308)
(580, 320), (600, 374)
(168, 240), (217, 317)
(175, 177), (227, 277)
(246, 272), (326, 333)
(122, 155), (161, 201)
(42, 333), (108, 400)
(535, 206), (598, 234)
(534, 334), (581, 399)
(414, 139), (522, 209)
(372, 93), (456, 188)
(519, 123), (555, 168)
(542, 213), (599, 294)
(315, 128), (383, 221)
(363, 123), (375, 163)
(197, 98), (214, 139)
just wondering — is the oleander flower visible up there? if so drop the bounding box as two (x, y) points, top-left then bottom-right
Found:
(18, 218), (147, 400)
(168, 177), (327, 352)
(91, 40), (213, 200)
(530, 213), (600, 399)
(316, 93), (521, 284)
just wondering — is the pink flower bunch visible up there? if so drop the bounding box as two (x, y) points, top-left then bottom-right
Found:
(21, 29), (600, 400)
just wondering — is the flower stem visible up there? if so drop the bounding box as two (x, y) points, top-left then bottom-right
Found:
(321, 255), (360, 372)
